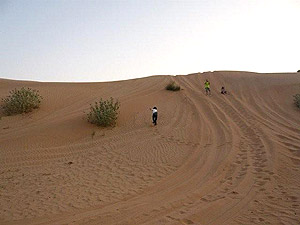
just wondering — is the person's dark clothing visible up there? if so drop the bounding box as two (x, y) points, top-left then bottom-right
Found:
(221, 87), (227, 94)
(152, 112), (157, 125)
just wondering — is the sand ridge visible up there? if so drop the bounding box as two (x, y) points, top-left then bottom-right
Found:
(0, 71), (299, 225)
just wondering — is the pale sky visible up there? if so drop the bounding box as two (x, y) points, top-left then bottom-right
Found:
(1, 0), (300, 82)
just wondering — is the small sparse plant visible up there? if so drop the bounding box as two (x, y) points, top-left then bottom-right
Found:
(91, 130), (96, 138)
(1, 87), (42, 116)
(87, 97), (120, 127)
(294, 94), (300, 108)
(165, 81), (181, 91)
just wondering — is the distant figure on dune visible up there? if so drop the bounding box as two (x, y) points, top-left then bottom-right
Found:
(150, 106), (158, 126)
(204, 79), (211, 96)
(221, 86), (227, 95)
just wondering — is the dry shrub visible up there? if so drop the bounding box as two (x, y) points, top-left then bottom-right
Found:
(87, 97), (120, 127)
(294, 94), (300, 108)
(165, 82), (181, 91)
(1, 87), (42, 116)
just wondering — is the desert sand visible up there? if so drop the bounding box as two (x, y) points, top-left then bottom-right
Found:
(0, 71), (299, 225)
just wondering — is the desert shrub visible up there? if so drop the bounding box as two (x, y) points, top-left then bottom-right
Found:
(165, 82), (181, 91)
(294, 94), (300, 108)
(87, 97), (120, 127)
(297, 70), (300, 73)
(1, 87), (42, 116)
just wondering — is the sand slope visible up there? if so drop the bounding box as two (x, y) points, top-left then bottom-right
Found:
(0, 72), (299, 225)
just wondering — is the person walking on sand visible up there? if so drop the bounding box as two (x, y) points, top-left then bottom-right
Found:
(204, 79), (211, 96)
(150, 106), (158, 125)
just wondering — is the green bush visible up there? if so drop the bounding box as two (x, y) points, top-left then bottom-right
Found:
(294, 94), (300, 108)
(87, 97), (120, 127)
(1, 87), (42, 116)
(165, 82), (181, 91)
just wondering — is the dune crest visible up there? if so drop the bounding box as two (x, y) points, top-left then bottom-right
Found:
(0, 72), (300, 225)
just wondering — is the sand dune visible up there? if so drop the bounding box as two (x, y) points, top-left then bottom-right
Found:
(0, 71), (299, 225)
